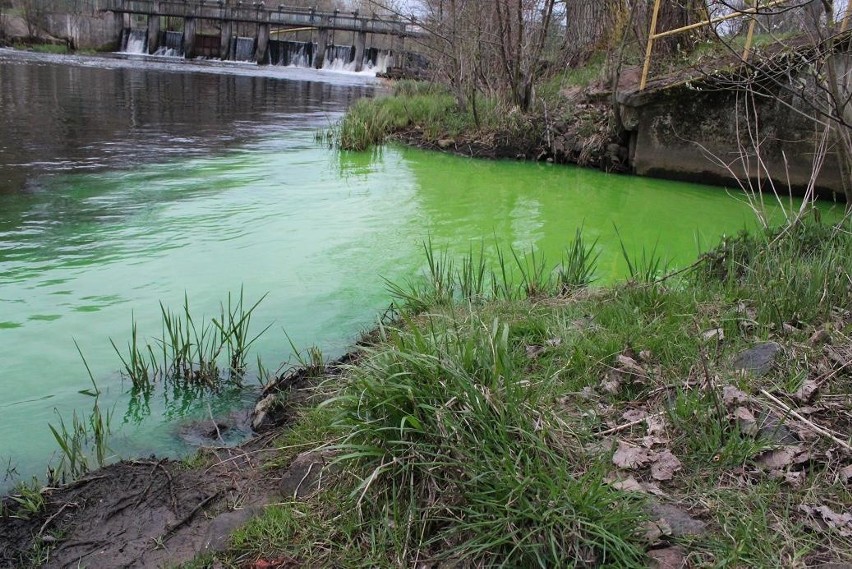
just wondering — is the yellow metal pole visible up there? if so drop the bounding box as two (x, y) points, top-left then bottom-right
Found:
(270, 26), (317, 35)
(742, 0), (758, 62)
(640, 0), (663, 91)
(651, 0), (788, 40)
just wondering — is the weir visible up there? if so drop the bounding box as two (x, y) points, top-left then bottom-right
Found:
(108, 0), (424, 70)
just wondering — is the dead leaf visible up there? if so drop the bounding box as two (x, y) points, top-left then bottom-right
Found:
(702, 328), (724, 342)
(601, 376), (621, 395)
(613, 441), (655, 469)
(545, 337), (562, 347)
(799, 504), (852, 537)
(841, 464), (852, 484)
(646, 415), (667, 437)
(792, 379), (819, 403)
(722, 385), (750, 406)
(757, 446), (810, 470)
(639, 349), (654, 363)
(734, 406), (758, 436)
(525, 345), (545, 359)
(616, 354), (647, 379)
(610, 475), (644, 493)
(622, 409), (647, 422)
(651, 450), (682, 481)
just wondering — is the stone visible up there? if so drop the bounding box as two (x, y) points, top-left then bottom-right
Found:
(732, 342), (782, 377)
(647, 502), (707, 537)
(648, 546), (688, 569)
(279, 451), (334, 499)
(202, 507), (260, 552)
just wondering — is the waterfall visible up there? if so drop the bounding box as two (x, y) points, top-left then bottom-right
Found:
(121, 28), (148, 54)
(362, 47), (391, 74)
(154, 31), (184, 57)
(268, 40), (314, 67)
(232, 37), (256, 62)
(322, 44), (356, 72)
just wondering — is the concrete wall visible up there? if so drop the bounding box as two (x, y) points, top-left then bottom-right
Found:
(44, 12), (120, 50)
(618, 66), (848, 201)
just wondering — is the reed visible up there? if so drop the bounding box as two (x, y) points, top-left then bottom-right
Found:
(111, 289), (270, 390)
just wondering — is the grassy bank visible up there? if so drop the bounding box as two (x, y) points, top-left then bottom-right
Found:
(179, 216), (852, 567)
(327, 80), (620, 170)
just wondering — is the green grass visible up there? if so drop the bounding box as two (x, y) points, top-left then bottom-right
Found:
(325, 80), (541, 152)
(178, 216), (852, 567)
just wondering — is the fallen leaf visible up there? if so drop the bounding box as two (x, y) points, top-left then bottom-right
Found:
(601, 376), (621, 395)
(646, 415), (667, 437)
(757, 446), (810, 470)
(613, 441), (655, 469)
(616, 354), (647, 379)
(799, 504), (852, 537)
(734, 406), (758, 436)
(545, 337), (563, 347)
(651, 450), (682, 481)
(841, 464), (852, 484)
(702, 328), (724, 341)
(639, 349), (654, 363)
(525, 344), (545, 359)
(622, 409), (647, 422)
(722, 385), (750, 406)
(792, 379), (819, 403)
(611, 475), (644, 493)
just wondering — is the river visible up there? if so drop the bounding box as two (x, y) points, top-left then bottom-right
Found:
(0, 48), (828, 489)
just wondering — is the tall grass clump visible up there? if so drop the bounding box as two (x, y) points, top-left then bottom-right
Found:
(695, 216), (852, 330)
(112, 289), (270, 390)
(324, 314), (646, 566)
(386, 235), (599, 315)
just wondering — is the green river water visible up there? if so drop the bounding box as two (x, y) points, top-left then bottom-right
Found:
(0, 49), (833, 488)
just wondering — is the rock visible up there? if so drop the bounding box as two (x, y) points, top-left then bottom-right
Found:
(647, 502), (707, 537)
(202, 507), (260, 552)
(279, 451), (334, 499)
(648, 546), (688, 569)
(732, 342), (782, 377)
(437, 139), (454, 149)
(755, 410), (798, 444)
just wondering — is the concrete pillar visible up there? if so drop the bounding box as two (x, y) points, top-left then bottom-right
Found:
(147, 12), (159, 54)
(314, 27), (329, 68)
(183, 17), (196, 58)
(255, 22), (269, 64)
(219, 10), (232, 60)
(353, 30), (366, 72)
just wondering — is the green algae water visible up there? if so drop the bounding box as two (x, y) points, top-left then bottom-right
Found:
(0, 50), (835, 488)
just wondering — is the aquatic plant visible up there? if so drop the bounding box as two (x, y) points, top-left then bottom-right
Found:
(47, 344), (113, 483)
(111, 289), (270, 390)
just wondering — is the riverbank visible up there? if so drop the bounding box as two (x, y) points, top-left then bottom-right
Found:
(329, 79), (629, 174)
(4, 216), (852, 567)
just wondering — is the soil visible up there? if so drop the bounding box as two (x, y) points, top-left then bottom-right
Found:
(390, 97), (630, 174)
(0, 354), (357, 568)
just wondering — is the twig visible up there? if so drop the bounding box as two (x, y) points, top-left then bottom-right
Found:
(759, 389), (852, 452)
(38, 501), (74, 537)
(597, 411), (666, 436)
(161, 490), (222, 542)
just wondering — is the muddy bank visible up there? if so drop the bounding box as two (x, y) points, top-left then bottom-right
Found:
(0, 353), (355, 568)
